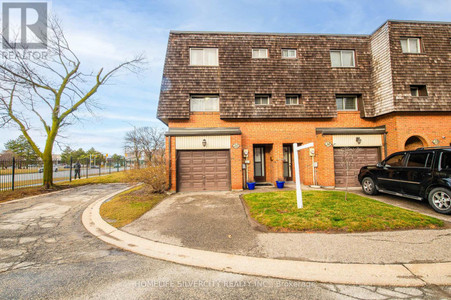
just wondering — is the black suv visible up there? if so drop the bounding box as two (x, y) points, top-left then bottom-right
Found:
(358, 147), (451, 214)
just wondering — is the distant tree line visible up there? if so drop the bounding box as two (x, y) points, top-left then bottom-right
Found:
(1, 135), (126, 168)
(61, 147), (124, 166)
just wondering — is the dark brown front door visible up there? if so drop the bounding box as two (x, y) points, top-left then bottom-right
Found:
(253, 146), (266, 182)
(177, 150), (230, 192)
(283, 145), (293, 181)
(334, 147), (381, 187)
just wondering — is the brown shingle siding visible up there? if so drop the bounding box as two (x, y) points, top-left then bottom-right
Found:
(388, 21), (451, 113)
(157, 21), (451, 121)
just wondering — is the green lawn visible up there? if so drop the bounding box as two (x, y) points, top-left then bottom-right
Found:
(100, 185), (166, 228)
(243, 190), (444, 232)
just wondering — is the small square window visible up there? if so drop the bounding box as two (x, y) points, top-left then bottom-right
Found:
(330, 50), (355, 67)
(255, 94), (270, 105)
(282, 49), (296, 59)
(410, 85), (427, 96)
(285, 95), (300, 105)
(336, 95), (358, 111)
(252, 48), (268, 59)
(400, 38), (421, 53)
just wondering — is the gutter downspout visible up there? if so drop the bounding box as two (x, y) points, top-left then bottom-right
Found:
(383, 132), (388, 158)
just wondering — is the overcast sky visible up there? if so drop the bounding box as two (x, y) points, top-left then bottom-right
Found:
(0, 0), (450, 156)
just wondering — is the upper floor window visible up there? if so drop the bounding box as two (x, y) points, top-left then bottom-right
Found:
(255, 94), (270, 105)
(330, 50), (355, 67)
(336, 95), (357, 111)
(190, 95), (219, 112)
(252, 48), (268, 59)
(282, 49), (296, 59)
(286, 94), (300, 105)
(189, 48), (218, 66)
(400, 38), (420, 53)
(410, 85), (427, 96)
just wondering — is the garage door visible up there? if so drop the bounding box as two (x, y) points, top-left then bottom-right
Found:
(177, 150), (231, 192)
(334, 147), (380, 187)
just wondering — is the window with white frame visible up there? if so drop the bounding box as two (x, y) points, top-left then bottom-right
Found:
(400, 38), (421, 53)
(410, 85), (427, 96)
(285, 94), (300, 105)
(336, 95), (358, 111)
(330, 50), (355, 67)
(190, 95), (219, 112)
(282, 49), (296, 59)
(189, 48), (219, 66)
(252, 48), (268, 59)
(255, 94), (270, 105)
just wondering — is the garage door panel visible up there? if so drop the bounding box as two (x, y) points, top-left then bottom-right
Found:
(216, 165), (228, 171)
(334, 147), (380, 187)
(177, 150), (231, 192)
(204, 166), (216, 172)
(216, 158), (228, 164)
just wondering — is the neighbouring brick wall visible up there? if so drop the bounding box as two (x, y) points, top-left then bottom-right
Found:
(230, 134), (243, 190)
(166, 112), (451, 189)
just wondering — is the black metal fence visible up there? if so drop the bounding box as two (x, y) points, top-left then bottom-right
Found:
(0, 157), (135, 192)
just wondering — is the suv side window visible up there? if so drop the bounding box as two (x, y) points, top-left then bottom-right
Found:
(440, 152), (451, 170)
(385, 154), (406, 167)
(406, 153), (431, 168)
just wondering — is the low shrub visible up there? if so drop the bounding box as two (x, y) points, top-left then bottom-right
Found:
(127, 164), (167, 193)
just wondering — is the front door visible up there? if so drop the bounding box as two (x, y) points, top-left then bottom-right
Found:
(253, 146), (266, 182)
(283, 145), (293, 181)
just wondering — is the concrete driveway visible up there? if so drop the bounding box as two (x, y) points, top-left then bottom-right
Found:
(351, 189), (451, 223)
(124, 189), (451, 265)
(5, 184), (443, 299)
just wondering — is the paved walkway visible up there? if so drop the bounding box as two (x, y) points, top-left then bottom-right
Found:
(83, 186), (451, 287)
(1, 184), (450, 298)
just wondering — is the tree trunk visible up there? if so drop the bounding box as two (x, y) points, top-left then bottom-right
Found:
(42, 153), (54, 189)
(42, 132), (57, 189)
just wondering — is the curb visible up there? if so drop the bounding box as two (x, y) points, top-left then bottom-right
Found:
(82, 188), (451, 287)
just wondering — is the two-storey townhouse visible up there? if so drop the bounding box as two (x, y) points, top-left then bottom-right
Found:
(157, 20), (451, 192)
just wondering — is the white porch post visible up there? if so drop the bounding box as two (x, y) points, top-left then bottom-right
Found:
(293, 142), (314, 209)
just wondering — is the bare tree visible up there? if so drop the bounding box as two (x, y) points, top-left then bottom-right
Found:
(0, 18), (145, 188)
(137, 127), (165, 165)
(338, 147), (359, 200)
(124, 127), (142, 169)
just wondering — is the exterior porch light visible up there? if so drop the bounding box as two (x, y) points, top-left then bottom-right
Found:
(202, 139), (207, 147)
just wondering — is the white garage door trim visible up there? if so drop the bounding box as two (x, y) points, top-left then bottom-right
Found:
(176, 135), (230, 150)
(333, 134), (382, 147)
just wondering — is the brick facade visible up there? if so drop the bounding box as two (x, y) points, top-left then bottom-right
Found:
(159, 20), (451, 192)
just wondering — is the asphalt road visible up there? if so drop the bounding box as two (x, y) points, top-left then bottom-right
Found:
(0, 184), (450, 299)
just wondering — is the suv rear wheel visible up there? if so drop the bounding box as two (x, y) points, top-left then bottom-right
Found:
(362, 177), (378, 195)
(428, 187), (451, 214)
